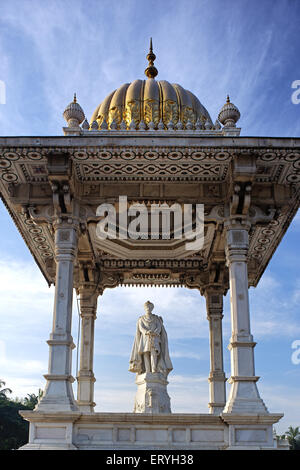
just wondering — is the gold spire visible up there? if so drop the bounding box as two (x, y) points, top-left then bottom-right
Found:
(226, 95), (230, 103)
(73, 93), (77, 103)
(145, 38), (158, 79)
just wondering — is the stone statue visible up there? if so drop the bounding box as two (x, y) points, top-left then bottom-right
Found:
(129, 300), (173, 377)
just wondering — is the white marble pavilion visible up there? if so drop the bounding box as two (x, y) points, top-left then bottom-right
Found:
(0, 42), (298, 450)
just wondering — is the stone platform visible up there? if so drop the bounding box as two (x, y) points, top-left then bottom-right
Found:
(18, 411), (287, 450)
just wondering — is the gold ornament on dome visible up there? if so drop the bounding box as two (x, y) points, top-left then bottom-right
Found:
(125, 101), (141, 127)
(181, 106), (196, 125)
(108, 106), (123, 127)
(144, 100), (160, 126)
(163, 100), (179, 126)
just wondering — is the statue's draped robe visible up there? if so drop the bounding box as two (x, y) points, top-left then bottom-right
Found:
(129, 314), (173, 376)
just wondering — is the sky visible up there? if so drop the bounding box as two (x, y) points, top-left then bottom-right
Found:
(0, 0), (299, 435)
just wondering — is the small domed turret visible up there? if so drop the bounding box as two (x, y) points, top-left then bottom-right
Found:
(218, 95), (240, 128)
(63, 94), (85, 128)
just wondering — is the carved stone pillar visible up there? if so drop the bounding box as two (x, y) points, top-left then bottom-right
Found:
(223, 220), (268, 414)
(76, 282), (98, 412)
(37, 217), (79, 412)
(202, 285), (226, 414)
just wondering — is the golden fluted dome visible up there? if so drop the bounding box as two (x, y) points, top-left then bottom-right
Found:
(90, 40), (213, 130)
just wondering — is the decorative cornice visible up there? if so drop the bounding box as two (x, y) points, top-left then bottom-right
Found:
(0, 144), (299, 185)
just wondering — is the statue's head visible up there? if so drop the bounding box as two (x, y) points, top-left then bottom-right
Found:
(144, 300), (154, 314)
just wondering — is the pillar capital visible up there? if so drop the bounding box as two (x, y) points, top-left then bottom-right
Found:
(201, 283), (226, 297)
(52, 217), (80, 266)
(224, 216), (252, 232)
(201, 284), (225, 320)
(224, 223), (250, 267)
(77, 283), (99, 318)
(53, 214), (80, 229)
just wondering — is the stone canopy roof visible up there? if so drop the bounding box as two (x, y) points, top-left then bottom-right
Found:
(0, 134), (299, 293)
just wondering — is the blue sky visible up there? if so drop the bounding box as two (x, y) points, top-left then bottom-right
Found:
(0, 0), (299, 434)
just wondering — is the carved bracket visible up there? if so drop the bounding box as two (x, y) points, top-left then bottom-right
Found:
(230, 183), (252, 216)
(98, 271), (123, 294)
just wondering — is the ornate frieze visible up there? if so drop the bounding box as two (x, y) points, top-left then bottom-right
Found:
(0, 145), (299, 185)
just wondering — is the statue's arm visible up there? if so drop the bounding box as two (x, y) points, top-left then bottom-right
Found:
(138, 317), (149, 335)
(153, 316), (162, 335)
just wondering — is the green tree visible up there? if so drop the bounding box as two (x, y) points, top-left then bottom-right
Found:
(22, 389), (43, 409)
(285, 426), (300, 450)
(0, 399), (30, 450)
(0, 380), (43, 450)
(0, 380), (12, 400)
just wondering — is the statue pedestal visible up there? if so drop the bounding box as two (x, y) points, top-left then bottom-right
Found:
(134, 372), (171, 414)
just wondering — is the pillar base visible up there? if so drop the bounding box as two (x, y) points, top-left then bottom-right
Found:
(208, 371), (226, 415)
(223, 376), (268, 414)
(134, 372), (171, 414)
(18, 411), (81, 450)
(76, 372), (96, 412)
(36, 375), (79, 412)
(221, 413), (284, 449)
(208, 404), (226, 415)
(76, 401), (96, 412)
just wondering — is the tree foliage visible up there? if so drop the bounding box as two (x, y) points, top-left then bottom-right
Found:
(284, 426), (300, 450)
(0, 380), (42, 450)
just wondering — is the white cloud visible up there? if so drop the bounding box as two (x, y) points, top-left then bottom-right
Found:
(247, 273), (300, 338)
(169, 374), (208, 385)
(0, 258), (53, 316)
(1, 0), (294, 138)
(98, 286), (208, 341)
(170, 351), (203, 360)
(259, 383), (300, 434)
(4, 377), (44, 402)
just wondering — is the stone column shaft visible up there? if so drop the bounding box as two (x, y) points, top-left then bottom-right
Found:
(223, 222), (268, 414)
(37, 217), (79, 412)
(76, 284), (98, 412)
(204, 287), (226, 414)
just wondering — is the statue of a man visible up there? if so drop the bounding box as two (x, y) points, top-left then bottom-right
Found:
(129, 301), (173, 377)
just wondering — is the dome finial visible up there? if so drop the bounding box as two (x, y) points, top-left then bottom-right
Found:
(145, 37), (158, 79)
(73, 93), (77, 103)
(150, 37), (153, 53)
